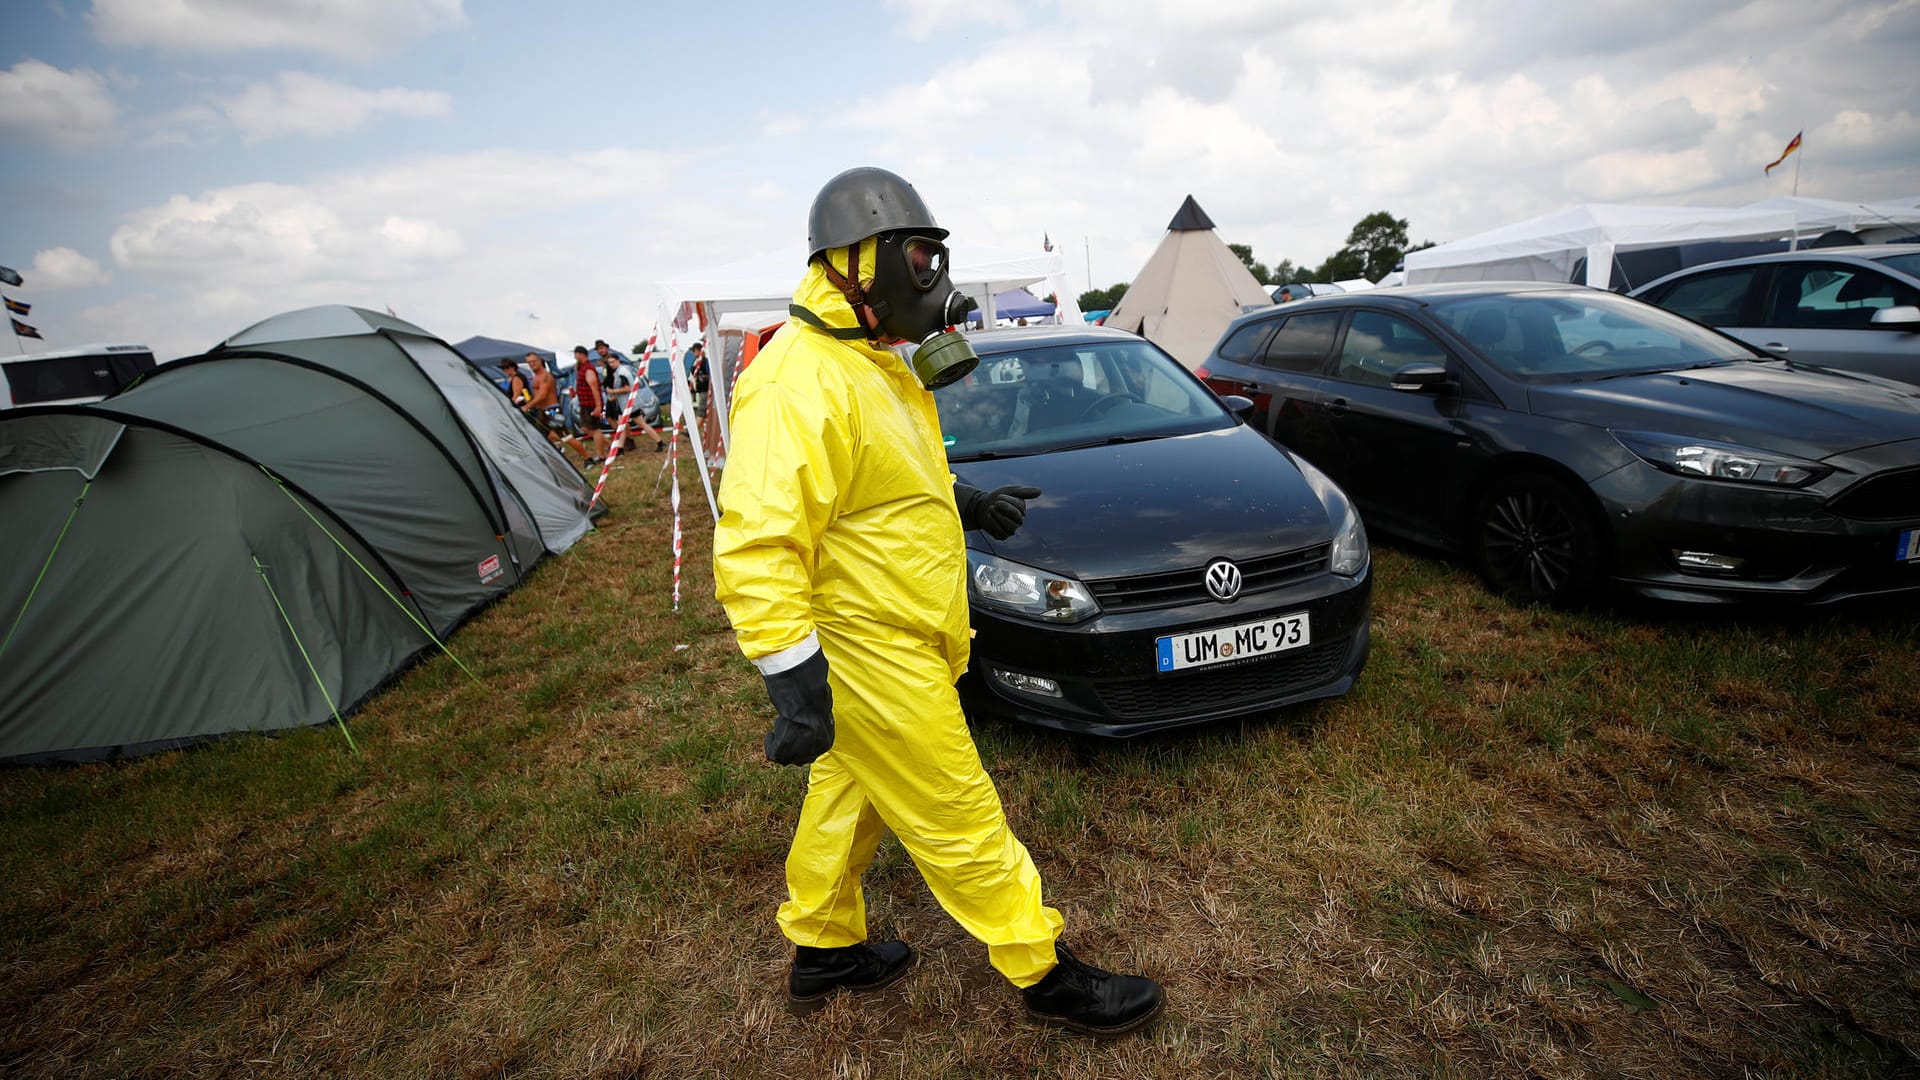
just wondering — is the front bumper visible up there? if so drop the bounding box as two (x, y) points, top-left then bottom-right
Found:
(1593, 443), (1920, 605)
(962, 569), (1371, 737)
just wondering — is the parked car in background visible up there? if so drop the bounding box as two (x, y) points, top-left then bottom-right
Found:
(936, 326), (1371, 737)
(1197, 283), (1920, 606)
(1, 344), (156, 409)
(1631, 245), (1920, 386)
(1272, 282), (1341, 303)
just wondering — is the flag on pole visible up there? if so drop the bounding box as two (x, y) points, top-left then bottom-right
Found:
(11, 318), (43, 339)
(1764, 131), (1803, 175)
(1043, 232), (1053, 252)
(4, 297), (28, 316)
(385, 304), (399, 317)
(0, 265), (21, 288)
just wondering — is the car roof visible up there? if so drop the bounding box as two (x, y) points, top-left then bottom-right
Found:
(1630, 243), (1920, 294)
(1218, 282), (1595, 333)
(968, 324), (1146, 356)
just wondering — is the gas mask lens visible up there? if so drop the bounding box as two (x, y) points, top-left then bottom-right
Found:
(903, 237), (947, 291)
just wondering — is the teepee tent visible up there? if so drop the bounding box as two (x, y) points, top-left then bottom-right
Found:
(0, 305), (595, 762)
(1105, 196), (1275, 369)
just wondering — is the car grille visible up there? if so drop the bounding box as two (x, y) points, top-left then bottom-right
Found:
(1828, 468), (1920, 522)
(1086, 544), (1332, 612)
(1091, 639), (1350, 720)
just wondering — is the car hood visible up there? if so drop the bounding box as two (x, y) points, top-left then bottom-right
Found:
(953, 425), (1334, 581)
(1528, 361), (1920, 460)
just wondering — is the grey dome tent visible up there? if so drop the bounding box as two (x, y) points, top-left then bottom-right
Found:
(0, 305), (596, 762)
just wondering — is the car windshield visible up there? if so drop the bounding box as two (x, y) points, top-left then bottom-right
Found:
(1872, 251), (1920, 279)
(1430, 291), (1758, 381)
(937, 339), (1232, 461)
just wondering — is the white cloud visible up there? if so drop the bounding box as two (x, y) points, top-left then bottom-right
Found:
(88, 0), (466, 58)
(795, 0), (1920, 286)
(0, 59), (118, 149)
(97, 147), (683, 357)
(217, 72), (451, 141)
(32, 247), (113, 289)
(884, 0), (1023, 39)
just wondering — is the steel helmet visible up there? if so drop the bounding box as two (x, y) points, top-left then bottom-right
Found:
(807, 167), (947, 258)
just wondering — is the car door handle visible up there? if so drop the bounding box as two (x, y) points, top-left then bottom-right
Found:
(1762, 342), (1790, 354)
(1324, 397), (1351, 416)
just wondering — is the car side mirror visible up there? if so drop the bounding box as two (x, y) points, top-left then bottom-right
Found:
(1869, 305), (1920, 328)
(1389, 363), (1450, 392)
(1220, 394), (1256, 420)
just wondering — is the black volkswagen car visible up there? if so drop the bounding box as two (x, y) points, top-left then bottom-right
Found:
(1197, 283), (1920, 606)
(936, 326), (1371, 738)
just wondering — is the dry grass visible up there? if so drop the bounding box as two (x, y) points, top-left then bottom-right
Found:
(3, 454), (1917, 1078)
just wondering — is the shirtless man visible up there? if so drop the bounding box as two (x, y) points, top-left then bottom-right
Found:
(522, 352), (589, 459)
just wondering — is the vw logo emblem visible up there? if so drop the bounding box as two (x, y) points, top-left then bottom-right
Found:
(1204, 559), (1243, 602)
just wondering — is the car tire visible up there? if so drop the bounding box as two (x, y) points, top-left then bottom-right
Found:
(1469, 473), (1602, 606)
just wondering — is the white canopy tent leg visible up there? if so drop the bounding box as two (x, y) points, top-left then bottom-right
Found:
(1583, 242), (1616, 289)
(659, 300), (720, 521)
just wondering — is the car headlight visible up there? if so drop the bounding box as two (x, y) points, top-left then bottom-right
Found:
(966, 550), (1100, 623)
(1290, 454), (1369, 577)
(1611, 430), (1828, 487)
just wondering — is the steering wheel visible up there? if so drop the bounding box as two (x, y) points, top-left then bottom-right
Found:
(1572, 340), (1616, 359)
(1079, 392), (1143, 421)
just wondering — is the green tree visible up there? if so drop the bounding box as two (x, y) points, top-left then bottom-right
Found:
(1078, 283), (1129, 311)
(1227, 243), (1274, 285)
(1317, 211), (1415, 282)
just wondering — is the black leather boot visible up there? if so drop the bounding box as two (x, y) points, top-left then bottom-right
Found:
(1021, 943), (1164, 1037)
(788, 940), (916, 1013)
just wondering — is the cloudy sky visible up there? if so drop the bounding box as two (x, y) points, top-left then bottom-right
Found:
(3, 0), (1917, 359)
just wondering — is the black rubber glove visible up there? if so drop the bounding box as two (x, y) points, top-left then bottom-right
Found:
(761, 650), (834, 766)
(955, 483), (1043, 541)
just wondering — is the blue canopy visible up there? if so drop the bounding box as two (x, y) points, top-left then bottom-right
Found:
(453, 335), (555, 374)
(965, 288), (1056, 324)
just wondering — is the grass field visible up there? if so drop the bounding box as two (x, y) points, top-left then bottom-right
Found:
(3, 459), (1917, 1078)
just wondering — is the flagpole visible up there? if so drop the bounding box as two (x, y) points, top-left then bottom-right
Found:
(1792, 143), (1801, 197)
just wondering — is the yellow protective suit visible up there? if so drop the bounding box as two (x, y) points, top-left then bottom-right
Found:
(713, 239), (1064, 988)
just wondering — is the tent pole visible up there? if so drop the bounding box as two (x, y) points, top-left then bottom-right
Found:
(260, 465), (482, 686)
(0, 480), (91, 662)
(253, 555), (359, 755)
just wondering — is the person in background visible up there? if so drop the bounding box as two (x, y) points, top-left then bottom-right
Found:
(712, 166), (1163, 1038)
(524, 351), (589, 460)
(501, 359), (532, 410)
(597, 339), (667, 452)
(572, 345), (612, 465)
(686, 340), (712, 419)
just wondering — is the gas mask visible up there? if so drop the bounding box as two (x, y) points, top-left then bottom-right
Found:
(808, 233), (980, 391)
(868, 233), (979, 391)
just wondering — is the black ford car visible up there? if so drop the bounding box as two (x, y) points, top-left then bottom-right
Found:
(935, 326), (1371, 738)
(1196, 283), (1920, 605)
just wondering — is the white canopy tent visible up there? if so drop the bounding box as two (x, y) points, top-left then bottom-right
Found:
(1403, 204), (1800, 290)
(1742, 195), (1920, 243)
(655, 245), (1084, 519)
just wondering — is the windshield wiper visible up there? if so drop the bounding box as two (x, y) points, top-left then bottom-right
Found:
(1587, 359), (1743, 381)
(950, 448), (1044, 462)
(1048, 433), (1165, 453)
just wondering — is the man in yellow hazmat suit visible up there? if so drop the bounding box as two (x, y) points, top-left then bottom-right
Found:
(713, 167), (1164, 1037)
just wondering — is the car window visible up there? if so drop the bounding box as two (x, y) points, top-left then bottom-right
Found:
(1767, 263), (1920, 329)
(1432, 291), (1748, 380)
(1214, 319), (1277, 365)
(1647, 266), (1760, 325)
(1258, 311), (1342, 373)
(1332, 311), (1449, 387)
(936, 339), (1233, 460)
(1873, 252), (1920, 278)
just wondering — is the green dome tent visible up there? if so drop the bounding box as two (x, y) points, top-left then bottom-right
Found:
(0, 306), (596, 762)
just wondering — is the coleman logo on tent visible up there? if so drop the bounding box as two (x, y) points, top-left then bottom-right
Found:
(478, 554), (504, 584)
